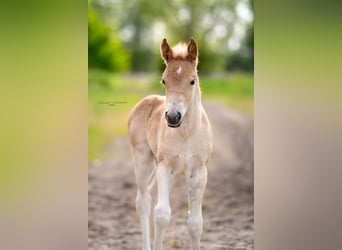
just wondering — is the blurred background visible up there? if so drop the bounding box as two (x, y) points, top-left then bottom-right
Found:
(88, 0), (254, 162)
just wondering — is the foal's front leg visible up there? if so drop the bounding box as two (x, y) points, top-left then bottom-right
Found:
(153, 163), (172, 250)
(186, 165), (208, 250)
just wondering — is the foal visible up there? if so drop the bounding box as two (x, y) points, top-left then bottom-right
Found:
(128, 38), (213, 250)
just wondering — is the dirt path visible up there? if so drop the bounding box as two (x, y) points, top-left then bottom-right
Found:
(88, 101), (254, 250)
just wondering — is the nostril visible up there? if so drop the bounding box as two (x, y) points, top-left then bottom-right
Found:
(165, 111), (168, 119)
(176, 112), (181, 123)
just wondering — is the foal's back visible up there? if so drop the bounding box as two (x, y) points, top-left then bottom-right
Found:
(128, 94), (165, 155)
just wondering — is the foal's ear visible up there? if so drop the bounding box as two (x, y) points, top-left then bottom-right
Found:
(160, 38), (173, 63)
(187, 37), (198, 62)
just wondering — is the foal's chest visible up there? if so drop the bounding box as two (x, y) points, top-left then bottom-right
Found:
(157, 132), (211, 174)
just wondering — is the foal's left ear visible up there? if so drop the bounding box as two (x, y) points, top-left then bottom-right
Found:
(187, 38), (198, 62)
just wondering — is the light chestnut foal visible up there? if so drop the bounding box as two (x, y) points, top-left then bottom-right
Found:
(128, 38), (213, 250)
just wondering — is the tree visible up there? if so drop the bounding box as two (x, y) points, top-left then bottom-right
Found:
(88, 7), (130, 72)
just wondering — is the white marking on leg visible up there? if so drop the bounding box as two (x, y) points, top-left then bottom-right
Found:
(153, 164), (171, 250)
(136, 190), (151, 250)
(186, 166), (207, 250)
(147, 170), (157, 244)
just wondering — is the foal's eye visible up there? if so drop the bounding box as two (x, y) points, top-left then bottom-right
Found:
(190, 79), (195, 85)
(161, 79), (165, 85)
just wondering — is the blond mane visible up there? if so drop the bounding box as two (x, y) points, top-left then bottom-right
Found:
(171, 43), (188, 59)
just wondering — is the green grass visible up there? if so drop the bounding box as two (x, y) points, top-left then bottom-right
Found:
(88, 70), (253, 162)
(200, 73), (254, 116)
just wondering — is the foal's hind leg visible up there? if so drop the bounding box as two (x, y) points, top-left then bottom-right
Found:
(186, 165), (208, 250)
(132, 143), (155, 250)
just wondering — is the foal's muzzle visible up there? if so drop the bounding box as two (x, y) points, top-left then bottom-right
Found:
(165, 111), (182, 128)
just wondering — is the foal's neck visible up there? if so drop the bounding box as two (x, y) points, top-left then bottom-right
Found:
(183, 86), (202, 135)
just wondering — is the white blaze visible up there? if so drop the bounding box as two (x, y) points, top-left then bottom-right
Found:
(176, 65), (182, 75)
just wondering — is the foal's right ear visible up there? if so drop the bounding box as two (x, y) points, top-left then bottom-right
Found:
(160, 38), (173, 63)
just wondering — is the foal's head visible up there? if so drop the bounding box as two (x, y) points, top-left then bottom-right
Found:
(160, 38), (200, 128)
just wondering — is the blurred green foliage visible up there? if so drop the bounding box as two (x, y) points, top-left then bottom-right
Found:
(88, 0), (253, 73)
(88, 8), (130, 71)
(226, 25), (254, 71)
